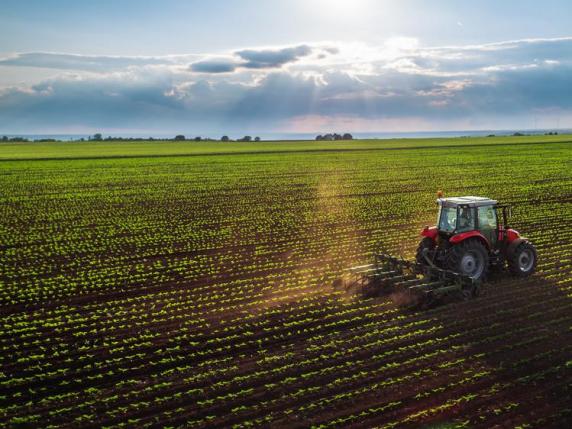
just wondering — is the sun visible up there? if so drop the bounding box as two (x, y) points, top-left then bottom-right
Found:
(308, 0), (374, 20)
(327, 0), (362, 14)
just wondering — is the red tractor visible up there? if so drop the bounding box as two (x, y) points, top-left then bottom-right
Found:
(416, 195), (537, 281)
(340, 194), (538, 305)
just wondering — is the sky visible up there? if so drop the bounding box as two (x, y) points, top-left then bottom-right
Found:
(1, 0), (572, 136)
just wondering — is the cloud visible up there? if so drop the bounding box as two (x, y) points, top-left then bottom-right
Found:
(0, 52), (189, 72)
(1, 37), (572, 133)
(323, 47), (340, 55)
(236, 45), (313, 69)
(190, 59), (237, 73)
(188, 44), (337, 75)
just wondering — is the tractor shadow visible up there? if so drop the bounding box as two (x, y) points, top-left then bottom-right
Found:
(404, 272), (572, 426)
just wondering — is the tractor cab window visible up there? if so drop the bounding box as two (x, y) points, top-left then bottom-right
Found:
(457, 205), (476, 233)
(438, 205), (476, 233)
(438, 206), (457, 233)
(478, 205), (498, 245)
(478, 205), (497, 230)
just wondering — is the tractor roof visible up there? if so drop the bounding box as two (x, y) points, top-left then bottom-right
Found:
(437, 196), (497, 207)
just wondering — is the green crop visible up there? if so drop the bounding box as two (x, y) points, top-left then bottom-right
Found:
(1, 136), (571, 428)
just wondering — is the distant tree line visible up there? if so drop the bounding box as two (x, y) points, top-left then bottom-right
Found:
(1, 136), (31, 142)
(1, 135), (60, 142)
(0, 134), (265, 143)
(174, 135), (261, 142)
(84, 134), (264, 142)
(486, 131), (560, 137)
(3, 130), (564, 144)
(509, 131), (558, 137)
(315, 133), (353, 141)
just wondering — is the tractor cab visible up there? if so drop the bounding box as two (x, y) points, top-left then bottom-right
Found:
(436, 196), (499, 246)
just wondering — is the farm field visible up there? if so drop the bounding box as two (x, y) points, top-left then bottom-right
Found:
(1, 135), (572, 428)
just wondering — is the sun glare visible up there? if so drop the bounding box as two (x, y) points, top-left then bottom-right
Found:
(309, 0), (375, 21)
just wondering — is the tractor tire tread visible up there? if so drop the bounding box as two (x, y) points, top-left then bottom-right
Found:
(446, 238), (489, 281)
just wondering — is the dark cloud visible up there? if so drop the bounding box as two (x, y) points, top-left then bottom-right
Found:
(0, 75), (185, 131)
(457, 63), (572, 114)
(188, 44), (322, 75)
(236, 45), (313, 69)
(190, 59), (237, 73)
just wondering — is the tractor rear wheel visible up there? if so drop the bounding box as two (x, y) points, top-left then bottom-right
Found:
(447, 239), (489, 281)
(508, 241), (537, 277)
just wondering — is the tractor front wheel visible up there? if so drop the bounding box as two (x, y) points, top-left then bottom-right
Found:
(508, 241), (537, 277)
(447, 239), (489, 281)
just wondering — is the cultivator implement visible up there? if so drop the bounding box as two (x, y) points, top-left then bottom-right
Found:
(335, 253), (480, 307)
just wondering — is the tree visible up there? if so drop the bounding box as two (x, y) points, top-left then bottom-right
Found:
(342, 133), (353, 140)
(254, 136), (261, 142)
(315, 135), (323, 141)
(194, 136), (202, 142)
(221, 135), (230, 142)
(174, 135), (186, 141)
(239, 136), (252, 142)
(92, 133), (103, 141)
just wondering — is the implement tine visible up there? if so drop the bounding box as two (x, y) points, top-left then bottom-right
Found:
(348, 264), (377, 273)
(374, 252), (417, 274)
